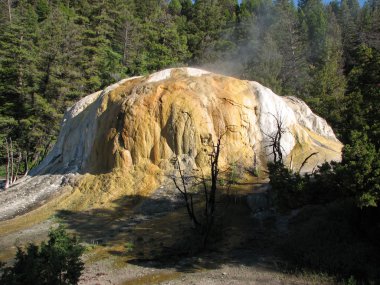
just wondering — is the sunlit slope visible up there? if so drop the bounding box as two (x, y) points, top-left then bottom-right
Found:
(0, 67), (342, 221)
(33, 67), (342, 176)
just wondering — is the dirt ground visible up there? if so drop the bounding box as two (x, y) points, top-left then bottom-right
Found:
(78, 251), (336, 285)
(0, 176), (337, 285)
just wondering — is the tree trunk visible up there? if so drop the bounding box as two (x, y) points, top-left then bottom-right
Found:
(23, 151), (29, 177)
(12, 151), (22, 183)
(5, 139), (10, 189)
(7, 0), (12, 23)
(123, 22), (130, 65)
(10, 138), (14, 185)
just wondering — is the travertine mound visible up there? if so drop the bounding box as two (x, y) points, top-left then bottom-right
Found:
(32, 67), (341, 175)
(0, 68), (342, 221)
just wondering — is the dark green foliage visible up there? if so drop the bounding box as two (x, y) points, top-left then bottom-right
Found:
(269, 132), (380, 211)
(268, 142), (380, 282)
(272, 0), (309, 97)
(186, 0), (238, 65)
(0, 0), (379, 174)
(268, 162), (308, 211)
(279, 200), (380, 283)
(268, 129), (380, 282)
(338, 132), (380, 207)
(0, 0), (378, 281)
(343, 45), (380, 147)
(0, 225), (84, 285)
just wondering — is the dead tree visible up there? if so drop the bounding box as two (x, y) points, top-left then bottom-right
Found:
(3, 138), (24, 190)
(172, 132), (223, 247)
(1, 0), (13, 23)
(263, 113), (287, 165)
(172, 158), (200, 228)
(202, 135), (222, 245)
(298, 152), (318, 173)
(5, 139), (10, 189)
(263, 113), (319, 172)
(23, 151), (29, 177)
(12, 151), (22, 183)
(10, 138), (14, 184)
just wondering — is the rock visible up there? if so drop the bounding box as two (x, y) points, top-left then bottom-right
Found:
(247, 192), (271, 213)
(0, 68), (343, 220)
(34, 67), (342, 176)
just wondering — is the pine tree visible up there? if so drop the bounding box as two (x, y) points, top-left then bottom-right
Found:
(272, 0), (309, 96)
(360, 0), (380, 50)
(236, 0), (282, 90)
(244, 33), (283, 93)
(298, 0), (328, 65)
(75, 0), (126, 91)
(344, 44), (380, 147)
(0, 226), (84, 285)
(0, 1), (41, 162)
(339, 0), (360, 69)
(37, 5), (84, 110)
(125, 0), (190, 74)
(188, 0), (238, 65)
(306, 7), (346, 131)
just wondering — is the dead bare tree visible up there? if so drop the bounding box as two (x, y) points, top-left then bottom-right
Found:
(3, 138), (25, 190)
(12, 151), (22, 183)
(1, 0), (13, 23)
(202, 134), (222, 245)
(23, 151), (29, 178)
(5, 139), (10, 189)
(172, 132), (223, 247)
(262, 113), (287, 165)
(10, 138), (14, 185)
(263, 113), (319, 172)
(298, 152), (318, 173)
(172, 158), (200, 228)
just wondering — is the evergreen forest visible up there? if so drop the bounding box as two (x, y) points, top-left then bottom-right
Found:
(0, 0), (380, 283)
(0, 0), (379, 172)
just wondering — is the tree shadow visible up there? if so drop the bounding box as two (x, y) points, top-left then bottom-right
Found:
(56, 194), (183, 244)
(55, 191), (282, 273)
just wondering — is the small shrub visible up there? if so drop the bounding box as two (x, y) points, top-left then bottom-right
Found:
(346, 276), (357, 285)
(124, 242), (134, 253)
(252, 167), (260, 177)
(268, 162), (309, 211)
(268, 161), (343, 211)
(0, 225), (84, 285)
(278, 200), (380, 283)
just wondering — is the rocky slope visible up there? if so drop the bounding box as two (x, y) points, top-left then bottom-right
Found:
(0, 67), (342, 220)
(33, 67), (341, 174)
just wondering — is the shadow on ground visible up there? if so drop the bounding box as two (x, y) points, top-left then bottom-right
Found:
(55, 189), (380, 284)
(55, 190), (280, 273)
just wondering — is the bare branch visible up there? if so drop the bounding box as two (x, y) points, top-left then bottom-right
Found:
(298, 152), (318, 173)
(172, 156), (199, 226)
(171, 128), (227, 247)
(262, 112), (287, 165)
(12, 151), (21, 184)
(172, 176), (185, 196)
(23, 151), (28, 177)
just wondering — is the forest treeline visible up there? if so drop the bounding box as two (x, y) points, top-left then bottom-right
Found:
(0, 0), (379, 175)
